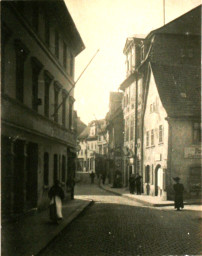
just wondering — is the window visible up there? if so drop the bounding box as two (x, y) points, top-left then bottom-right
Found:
(55, 30), (59, 58)
(151, 129), (154, 146)
(2, 24), (12, 93)
(54, 82), (61, 122)
(193, 122), (201, 144)
(99, 145), (102, 154)
(45, 14), (50, 46)
(69, 101), (73, 129)
(70, 53), (74, 76)
(63, 42), (67, 68)
(44, 71), (53, 118)
(146, 131), (149, 147)
(44, 152), (49, 186)
(15, 40), (29, 102)
(32, 4), (39, 32)
(132, 47), (135, 67)
(62, 156), (66, 182)
(141, 46), (144, 61)
(62, 90), (67, 126)
(159, 125), (163, 143)
(31, 57), (43, 111)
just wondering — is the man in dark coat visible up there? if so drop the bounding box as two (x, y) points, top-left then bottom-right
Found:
(129, 174), (135, 194)
(135, 174), (142, 195)
(173, 177), (184, 211)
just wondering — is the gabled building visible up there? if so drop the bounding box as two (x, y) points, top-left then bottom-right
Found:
(143, 63), (201, 200)
(119, 5), (201, 198)
(1, 0), (85, 218)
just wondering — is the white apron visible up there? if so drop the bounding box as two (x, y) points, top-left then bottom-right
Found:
(50, 196), (63, 219)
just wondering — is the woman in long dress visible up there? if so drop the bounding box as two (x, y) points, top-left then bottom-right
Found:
(173, 177), (184, 211)
(48, 180), (65, 223)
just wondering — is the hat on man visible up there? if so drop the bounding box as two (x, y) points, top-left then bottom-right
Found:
(173, 177), (180, 182)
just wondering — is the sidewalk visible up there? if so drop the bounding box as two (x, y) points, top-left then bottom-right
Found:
(100, 183), (202, 209)
(2, 198), (92, 256)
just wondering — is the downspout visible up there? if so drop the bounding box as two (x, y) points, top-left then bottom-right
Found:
(134, 72), (138, 175)
(166, 117), (173, 200)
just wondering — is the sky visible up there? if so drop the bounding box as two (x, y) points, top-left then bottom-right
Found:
(65, 0), (201, 125)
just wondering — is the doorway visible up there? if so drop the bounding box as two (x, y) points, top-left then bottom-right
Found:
(155, 164), (161, 196)
(26, 142), (38, 210)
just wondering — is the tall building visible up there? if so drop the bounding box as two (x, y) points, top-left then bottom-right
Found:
(1, 0), (85, 218)
(106, 92), (124, 185)
(119, 35), (145, 186)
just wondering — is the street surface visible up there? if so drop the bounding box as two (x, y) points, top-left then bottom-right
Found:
(39, 183), (202, 256)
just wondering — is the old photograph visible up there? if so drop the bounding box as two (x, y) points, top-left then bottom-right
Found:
(1, 0), (201, 255)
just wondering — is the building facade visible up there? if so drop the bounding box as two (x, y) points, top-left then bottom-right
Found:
(106, 92), (124, 185)
(140, 5), (201, 200)
(119, 5), (201, 199)
(120, 36), (145, 187)
(1, 0), (85, 218)
(77, 119), (109, 176)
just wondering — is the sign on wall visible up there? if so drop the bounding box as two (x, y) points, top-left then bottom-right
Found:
(184, 147), (202, 159)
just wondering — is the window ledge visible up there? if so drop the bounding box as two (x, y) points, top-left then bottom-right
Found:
(146, 145), (155, 149)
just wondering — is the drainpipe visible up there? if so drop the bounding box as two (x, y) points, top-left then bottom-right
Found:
(166, 117), (173, 200)
(134, 72), (138, 175)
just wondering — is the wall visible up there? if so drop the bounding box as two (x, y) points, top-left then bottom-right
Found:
(169, 118), (201, 198)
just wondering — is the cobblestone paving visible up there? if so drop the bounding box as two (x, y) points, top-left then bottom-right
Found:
(39, 184), (202, 256)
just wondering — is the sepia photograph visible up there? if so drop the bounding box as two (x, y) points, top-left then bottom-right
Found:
(1, 0), (201, 255)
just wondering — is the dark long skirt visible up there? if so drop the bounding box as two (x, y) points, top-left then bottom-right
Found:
(174, 195), (184, 209)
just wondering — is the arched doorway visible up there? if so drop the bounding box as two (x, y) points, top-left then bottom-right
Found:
(155, 164), (161, 196)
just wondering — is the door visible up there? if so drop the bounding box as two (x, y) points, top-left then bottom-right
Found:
(26, 143), (38, 209)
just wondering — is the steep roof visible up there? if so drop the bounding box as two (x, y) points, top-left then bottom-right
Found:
(78, 126), (90, 139)
(147, 5), (201, 39)
(150, 62), (201, 117)
(77, 118), (87, 136)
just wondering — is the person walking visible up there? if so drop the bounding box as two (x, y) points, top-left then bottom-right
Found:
(173, 177), (184, 211)
(66, 177), (75, 200)
(129, 174), (135, 194)
(90, 171), (95, 184)
(135, 174), (142, 195)
(48, 180), (65, 223)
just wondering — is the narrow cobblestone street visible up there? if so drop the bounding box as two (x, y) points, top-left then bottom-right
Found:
(39, 183), (202, 256)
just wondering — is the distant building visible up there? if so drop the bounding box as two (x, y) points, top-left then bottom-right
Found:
(77, 119), (108, 176)
(1, 0), (85, 218)
(106, 92), (124, 185)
